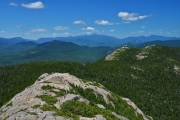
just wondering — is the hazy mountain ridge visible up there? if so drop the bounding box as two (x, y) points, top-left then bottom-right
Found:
(135, 40), (180, 48)
(36, 34), (122, 47)
(0, 40), (113, 66)
(0, 37), (30, 45)
(34, 34), (180, 47)
(1, 34), (179, 47)
(0, 73), (152, 120)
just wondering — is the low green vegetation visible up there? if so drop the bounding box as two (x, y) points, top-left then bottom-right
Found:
(38, 95), (57, 105)
(53, 89), (66, 97)
(40, 104), (57, 111)
(41, 85), (55, 91)
(27, 112), (38, 115)
(32, 104), (41, 109)
(56, 101), (118, 119)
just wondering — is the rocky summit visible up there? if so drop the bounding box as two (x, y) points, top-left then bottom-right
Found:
(0, 73), (152, 120)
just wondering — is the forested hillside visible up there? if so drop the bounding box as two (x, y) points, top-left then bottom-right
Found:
(0, 41), (38, 57)
(0, 40), (113, 66)
(0, 45), (180, 120)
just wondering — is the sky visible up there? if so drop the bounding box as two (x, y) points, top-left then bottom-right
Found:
(0, 0), (180, 40)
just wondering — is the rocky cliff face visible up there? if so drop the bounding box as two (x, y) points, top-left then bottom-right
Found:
(0, 73), (152, 120)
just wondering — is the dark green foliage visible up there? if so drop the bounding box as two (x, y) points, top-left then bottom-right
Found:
(69, 84), (105, 105)
(83, 46), (180, 120)
(32, 104), (41, 109)
(109, 94), (143, 119)
(56, 100), (143, 120)
(69, 84), (143, 120)
(57, 101), (118, 119)
(41, 85), (55, 90)
(53, 89), (66, 97)
(40, 104), (57, 111)
(0, 45), (180, 120)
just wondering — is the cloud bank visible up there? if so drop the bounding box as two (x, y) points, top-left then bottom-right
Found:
(21, 1), (44, 9)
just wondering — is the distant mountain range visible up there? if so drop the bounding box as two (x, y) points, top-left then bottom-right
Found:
(0, 34), (180, 66)
(32, 34), (180, 47)
(135, 40), (180, 48)
(1, 34), (179, 47)
(0, 37), (30, 45)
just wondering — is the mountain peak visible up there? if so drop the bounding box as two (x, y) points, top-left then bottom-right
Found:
(0, 73), (152, 120)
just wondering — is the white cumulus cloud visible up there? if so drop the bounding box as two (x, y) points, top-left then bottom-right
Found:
(95, 20), (113, 25)
(54, 26), (69, 30)
(9, 3), (18, 6)
(118, 12), (149, 22)
(87, 27), (95, 31)
(29, 28), (46, 33)
(73, 20), (86, 25)
(21, 1), (44, 9)
(110, 30), (114, 32)
(81, 27), (95, 31)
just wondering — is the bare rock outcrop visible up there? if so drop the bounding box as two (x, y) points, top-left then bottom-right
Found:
(0, 73), (152, 120)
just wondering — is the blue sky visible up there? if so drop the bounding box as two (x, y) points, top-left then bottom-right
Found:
(0, 0), (180, 40)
